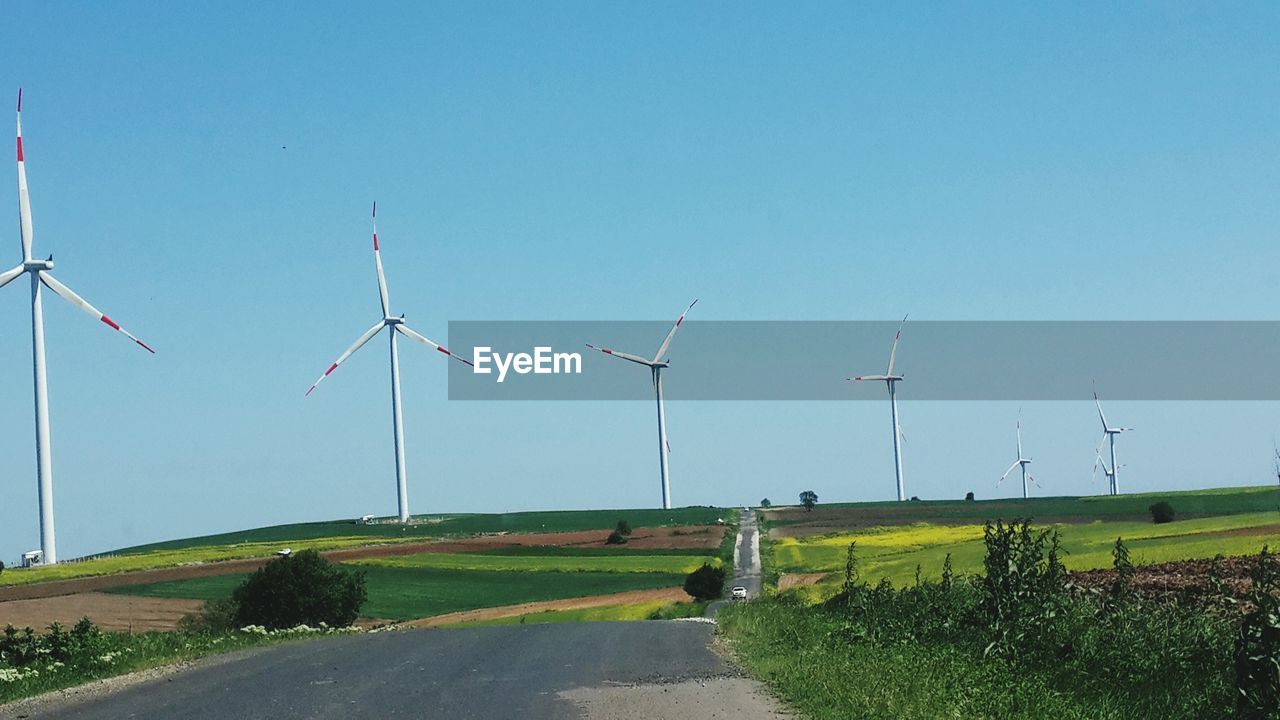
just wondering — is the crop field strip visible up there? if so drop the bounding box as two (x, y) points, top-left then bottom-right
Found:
(347, 551), (720, 574)
(767, 486), (1280, 590)
(106, 565), (690, 622)
(766, 486), (1280, 533)
(111, 506), (730, 555)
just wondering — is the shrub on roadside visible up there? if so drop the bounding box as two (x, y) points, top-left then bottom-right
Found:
(1, 618), (106, 669)
(684, 563), (726, 601)
(231, 549), (367, 630)
(605, 530), (627, 545)
(178, 597), (239, 634)
(1234, 546), (1280, 718)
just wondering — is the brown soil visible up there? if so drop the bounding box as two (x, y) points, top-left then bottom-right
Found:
(776, 573), (829, 592)
(0, 592), (203, 633)
(400, 587), (693, 628)
(1070, 555), (1269, 608)
(0, 525), (728, 605)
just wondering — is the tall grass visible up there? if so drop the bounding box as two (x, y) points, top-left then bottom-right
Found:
(720, 520), (1276, 719)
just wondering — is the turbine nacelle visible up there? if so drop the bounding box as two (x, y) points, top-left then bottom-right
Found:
(385, 315), (405, 326)
(24, 258), (52, 272)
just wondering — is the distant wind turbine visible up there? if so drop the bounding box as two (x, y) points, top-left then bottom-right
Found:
(305, 202), (473, 523)
(998, 413), (1035, 499)
(0, 89), (155, 564)
(1092, 389), (1132, 495)
(849, 315), (909, 502)
(585, 299), (698, 510)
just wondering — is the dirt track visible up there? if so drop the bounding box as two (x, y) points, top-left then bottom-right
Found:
(0, 593), (203, 633)
(402, 587), (693, 628)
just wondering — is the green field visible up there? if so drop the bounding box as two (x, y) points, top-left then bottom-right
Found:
(768, 486), (1280, 527)
(111, 506), (729, 555)
(348, 551), (719, 575)
(0, 506), (729, 589)
(767, 486), (1280, 592)
(107, 565), (687, 622)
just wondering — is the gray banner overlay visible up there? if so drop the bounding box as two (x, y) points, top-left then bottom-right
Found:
(444, 321), (1280, 401)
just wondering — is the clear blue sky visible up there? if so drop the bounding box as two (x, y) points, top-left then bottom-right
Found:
(2, 3), (1278, 559)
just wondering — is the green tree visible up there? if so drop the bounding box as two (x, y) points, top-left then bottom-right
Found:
(232, 549), (367, 630)
(799, 490), (818, 512)
(759, 498), (772, 508)
(1148, 501), (1176, 524)
(683, 563), (727, 601)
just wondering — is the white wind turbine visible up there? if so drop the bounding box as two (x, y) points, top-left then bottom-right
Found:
(850, 316), (909, 502)
(0, 90), (155, 565)
(585, 299), (698, 510)
(305, 202), (473, 523)
(998, 413), (1036, 499)
(1092, 390), (1132, 496)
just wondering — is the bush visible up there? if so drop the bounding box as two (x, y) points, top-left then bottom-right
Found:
(1149, 501), (1176, 524)
(976, 519), (1067, 656)
(1, 618), (106, 669)
(1235, 546), (1280, 718)
(605, 530), (627, 545)
(684, 563), (727, 601)
(615, 520), (632, 537)
(178, 598), (239, 633)
(964, 491), (975, 502)
(231, 549), (367, 630)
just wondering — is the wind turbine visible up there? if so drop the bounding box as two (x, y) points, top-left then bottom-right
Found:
(998, 413), (1035, 499)
(1092, 390), (1132, 495)
(849, 315), (909, 502)
(585, 299), (697, 510)
(0, 89), (155, 565)
(305, 202), (472, 523)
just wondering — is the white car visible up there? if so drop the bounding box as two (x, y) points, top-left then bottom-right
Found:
(731, 586), (748, 600)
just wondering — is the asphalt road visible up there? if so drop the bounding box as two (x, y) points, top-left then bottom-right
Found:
(708, 509), (762, 617)
(8, 621), (784, 719)
(6, 512), (782, 720)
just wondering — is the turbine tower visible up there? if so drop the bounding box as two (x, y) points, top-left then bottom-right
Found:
(585, 299), (697, 510)
(998, 413), (1035, 499)
(305, 202), (472, 523)
(0, 90), (155, 564)
(850, 316), (909, 502)
(1092, 390), (1132, 495)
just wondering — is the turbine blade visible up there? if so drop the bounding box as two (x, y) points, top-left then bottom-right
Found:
(1092, 434), (1112, 477)
(39, 272), (154, 353)
(585, 344), (653, 367)
(885, 314), (908, 375)
(305, 320), (385, 395)
(0, 262), (23, 290)
(998, 461), (1019, 485)
(851, 374), (890, 381)
(1094, 390), (1109, 431)
(372, 201), (390, 317)
(651, 298), (698, 363)
(17, 88), (33, 261)
(397, 324), (474, 366)
(1015, 415), (1023, 458)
